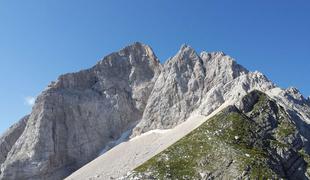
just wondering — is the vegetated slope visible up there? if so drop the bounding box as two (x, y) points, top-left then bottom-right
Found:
(0, 42), (309, 180)
(0, 42), (255, 180)
(124, 91), (310, 180)
(69, 66), (310, 179)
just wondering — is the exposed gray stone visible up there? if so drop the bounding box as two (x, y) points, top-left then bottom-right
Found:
(133, 45), (249, 135)
(122, 91), (310, 179)
(0, 42), (309, 180)
(0, 42), (161, 180)
(0, 115), (28, 165)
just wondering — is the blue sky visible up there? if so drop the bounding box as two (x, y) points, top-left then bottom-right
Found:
(0, 0), (309, 134)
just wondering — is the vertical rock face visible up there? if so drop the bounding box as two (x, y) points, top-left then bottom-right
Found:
(0, 42), (161, 180)
(0, 42), (309, 180)
(133, 45), (249, 135)
(0, 115), (28, 165)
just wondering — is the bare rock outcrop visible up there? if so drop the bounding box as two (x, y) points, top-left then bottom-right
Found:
(0, 115), (28, 165)
(123, 91), (310, 179)
(0, 42), (161, 180)
(0, 42), (309, 180)
(133, 45), (249, 135)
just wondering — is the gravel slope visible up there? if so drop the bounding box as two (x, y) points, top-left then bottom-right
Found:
(66, 104), (229, 180)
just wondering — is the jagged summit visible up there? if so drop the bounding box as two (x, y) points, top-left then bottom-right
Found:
(179, 43), (192, 51)
(200, 51), (226, 60)
(0, 42), (309, 180)
(165, 44), (200, 65)
(132, 43), (253, 135)
(0, 42), (162, 180)
(286, 86), (303, 97)
(286, 86), (304, 99)
(96, 41), (160, 66)
(116, 41), (153, 53)
(178, 44), (196, 55)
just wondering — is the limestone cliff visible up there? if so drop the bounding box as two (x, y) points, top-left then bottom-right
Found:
(0, 42), (309, 180)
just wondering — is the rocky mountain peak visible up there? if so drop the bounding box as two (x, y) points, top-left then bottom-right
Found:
(284, 86), (307, 105)
(133, 46), (252, 136)
(49, 42), (161, 91)
(1, 42), (309, 180)
(199, 51), (226, 61)
(178, 43), (196, 53)
(115, 42), (159, 63)
(286, 86), (300, 94)
(0, 42), (162, 180)
(166, 44), (200, 66)
(95, 42), (160, 70)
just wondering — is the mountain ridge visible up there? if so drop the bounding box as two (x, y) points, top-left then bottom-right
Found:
(0, 42), (309, 180)
(124, 90), (310, 179)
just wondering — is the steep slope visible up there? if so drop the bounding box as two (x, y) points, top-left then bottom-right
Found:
(0, 42), (309, 180)
(66, 45), (310, 179)
(67, 67), (307, 179)
(0, 116), (29, 165)
(124, 91), (310, 179)
(0, 42), (161, 180)
(66, 100), (230, 180)
(133, 45), (249, 135)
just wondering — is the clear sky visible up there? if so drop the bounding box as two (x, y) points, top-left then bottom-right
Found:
(0, 0), (309, 134)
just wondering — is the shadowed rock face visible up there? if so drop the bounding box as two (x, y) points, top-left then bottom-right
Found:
(0, 42), (309, 180)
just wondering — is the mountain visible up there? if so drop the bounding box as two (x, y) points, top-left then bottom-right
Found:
(1, 42), (309, 180)
(0, 42), (161, 180)
(132, 45), (249, 136)
(123, 91), (310, 179)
